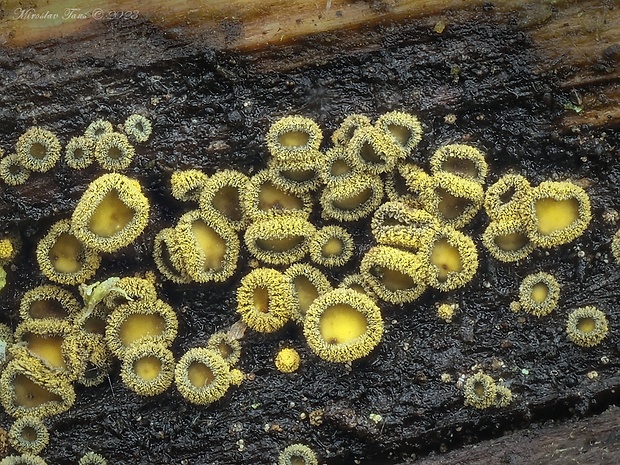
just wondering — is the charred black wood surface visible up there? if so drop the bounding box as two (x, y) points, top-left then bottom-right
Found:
(1, 15), (619, 465)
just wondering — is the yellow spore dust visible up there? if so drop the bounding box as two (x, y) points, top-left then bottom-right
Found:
(89, 190), (135, 238)
(319, 304), (368, 344)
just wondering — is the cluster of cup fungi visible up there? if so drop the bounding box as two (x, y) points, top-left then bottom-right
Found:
(0, 107), (616, 464)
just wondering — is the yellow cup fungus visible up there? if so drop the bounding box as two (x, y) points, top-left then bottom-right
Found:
(481, 219), (536, 263)
(308, 225), (354, 268)
(175, 210), (239, 283)
(278, 443), (319, 465)
(0, 358), (76, 419)
(268, 154), (324, 194)
(338, 274), (377, 299)
(18, 285), (80, 321)
(373, 224), (431, 254)
(15, 127), (61, 173)
(284, 263), (332, 325)
(0, 238), (15, 263)
(12, 319), (85, 381)
(36, 220), (101, 286)
(64, 136), (95, 170)
(71, 173), (150, 253)
(152, 228), (193, 284)
(94, 132), (135, 171)
(243, 169), (313, 221)
(463, 372), (497, 409)
(360, 245), (428, 304)
(566, 306), (608, 347)
(331, 113), (372, 147)
(419, 172), (484, 229)
(402, 162), (433, 196)
(84, 119), (113, 139)
(484, 174), (531, 222)
(303, 288), (383, 363)
(494, 385), (514, 408)
(517, 271), (560, 317)
(174, 348), (242, 405)
(266, 115), (323, 162)
(8, 416), (49, 455)
(105, 299), (178, 358)
(236, 268), (293, 333)
(320, 172), (384, 222)
(383, 162), (422, 205)
(77, 356), (113, 388)
(170, 169), (210, 202)
(124, 114), (152, 143)
(207, 332), (242, 367)
(420, 226), (478, 292)
(73, 296), (114, 388)
(78, 452), (108, 465)
(244, 214), (316, 266)
(526, 181), (592, 249)
(1, 454), (49, 465)
(0, 153), (31, 186)
(275, 347), (301, 373)
(199, 169), (250, 231)
(375, 110), (423, 158)
(370, 202), (437, 243)
(120, 342), (175, 396)
(318, 146), (357, 185)
(429, 144), (488, 184)
(612, 228), (620, 264)
(346, 125), (397, 175)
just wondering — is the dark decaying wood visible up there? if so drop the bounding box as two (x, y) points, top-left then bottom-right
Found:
(0, 1), (619, 464)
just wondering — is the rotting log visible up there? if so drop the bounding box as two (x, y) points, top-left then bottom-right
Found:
(1, 1), (620, 464)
